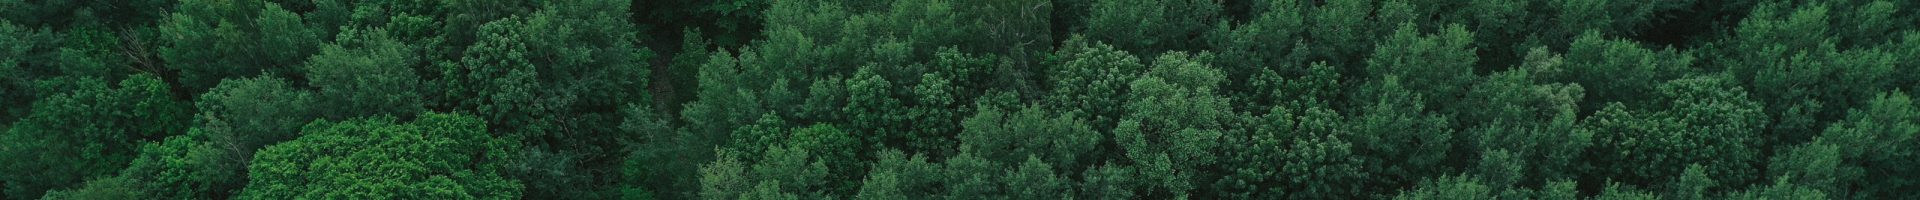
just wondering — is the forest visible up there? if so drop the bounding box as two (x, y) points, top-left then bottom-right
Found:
(1, 0), (1917, 199)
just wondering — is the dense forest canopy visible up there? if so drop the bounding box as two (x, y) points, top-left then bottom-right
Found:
(1, 0), (1918, 199)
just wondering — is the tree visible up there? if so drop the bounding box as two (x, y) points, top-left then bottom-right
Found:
(1669, 164), (1718, 200)
(852, 150), (940, 200)
(435, 3), (658, 196)
(958, 104), (1099, 169)
(116, 132), (233, 199)
(697, 151), (752, 200)
(1366, 23), (1479, 110)
(1581, 74), (1768, 190)
(107, 75), (319, 199)
(1005, 157), (1071, 200)
(238, 113), (522, 199)
(1777, 91), (1920, 199)
(1111, 51), (1236, 199)
(1301, 0), (1383, 67)
(1555, 32), (1691, 110)
(0, 21), (41, 121)
(194, 75), (318, 163)
(1349, 75), (1454, 190)
(1392, 175), (1492, 200)
(681, 50), (762, 153)
(696, 147), (829, 199)
(440, 15), (546, 136)
(1552, 0), (1696, 39)
(785, 124), (860, 194)
(37, 177), (143, 200)
(1460, 61), (1591, 187)
(1593, 183), (1659, 200)
(1207, 0), (1310, 109)
(1765, 142), (1852, 199)
(843, 66), (917, 153)
(1725, 178), (1829, 200)
(1084, 0), (1221, 54)
(1215, 101), (1367, 199)
(159, 0), (319, 92)
(0, 74), (187, 199)
(1045, 36), (1146, 132)
(619, 103), (698, 199)
(304, 28), (423, 119)
(1729, 2), (1900, 143)
(0, 0), (173, 28)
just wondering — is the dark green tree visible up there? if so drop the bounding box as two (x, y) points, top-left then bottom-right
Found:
(304, 28), (423, 119)
(1084, 0), (1221, 54)
(1772, 91), (1920, 199)
(1366, 23), (1479, 110)
(1112, 51), (1236, 199)
(100, 75), (320, 199)
(159, 0), (319, 92)
(1728, 2), (1901, 143)
(1554, 32), (1692, 110)
(1459, 54), (1591, 188)
(1348, 75), (1454, 191)
(958, 104), (1099, 171)
(0, 75), (187, 199)
(1392, 175), (1492, 200)
(1581, 74), (1768, 190)
(1045, 36), (1145, 131)
(0, 21), (42, 121)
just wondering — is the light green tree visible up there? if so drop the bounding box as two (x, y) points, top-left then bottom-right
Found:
(238, 113), (523, 199)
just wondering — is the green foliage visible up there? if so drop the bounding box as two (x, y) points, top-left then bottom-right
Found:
(0, 0), (173, 27)
(1773, 91), (1920, 199)
(959, 104), (1099, 170)
(7, 0), (1920, 199)
(194, 75), (317, 161)
(1583, 74), (1769, 190)
(1367, 23), (1479, 109)
(305, 28), (423, 118)
(1393, 175), (1495, 200)
(1670, 164), (1717, 200)
(119, 133), (234, 199)
(0, 21), (41, 121)
(1350, 75), (1454, 190)
(113, 75), (319, 199)
(1215, 102), (1367, 199)
(159, 0), (319, 92)
(1726, 179), (1829, 200)
(0, 75), (187, 199)
(1112, 51), (1235, 198)
(1553, 0), (1695, 38)
(697, 147), (829, 200)
(1556, 32), (1692, 109)
(787, 124), (860, 193)
(1303, 0), (1383, 67)
(38, 177), (143, 200)
(1085, 0), (1221, 53)
(1729, 2), (1902, 142)
(1593, 183), (1659, 200)
(1006, 157), (1071, 199)
(441, 15), (546, 135)
(1461, 62), (1591, 187)
(619, 103), (699, 199)
(239, 113), (522, 199)
(1046, 36), (1146, 131)
(851, 150), (938, 200)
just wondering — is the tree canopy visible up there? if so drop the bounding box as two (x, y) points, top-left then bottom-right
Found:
(3, 0), (1918, 199)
